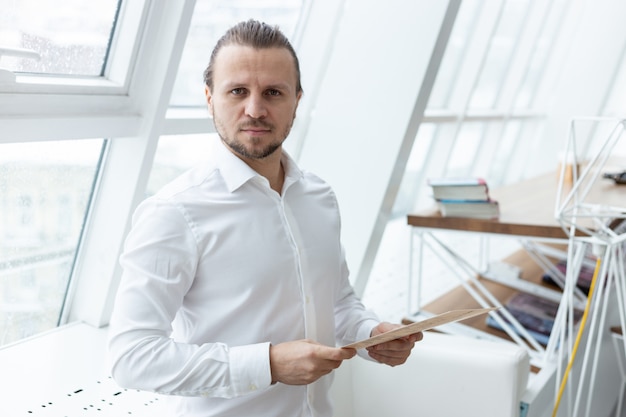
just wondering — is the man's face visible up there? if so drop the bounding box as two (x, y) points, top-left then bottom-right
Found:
(205, 45), (302, 161)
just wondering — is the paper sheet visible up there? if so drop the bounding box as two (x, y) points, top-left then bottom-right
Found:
(342, 307), (498, 349)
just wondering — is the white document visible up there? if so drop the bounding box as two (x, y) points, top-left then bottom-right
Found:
(342, 307), (498, 350)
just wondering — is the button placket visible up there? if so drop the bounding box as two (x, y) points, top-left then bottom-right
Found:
(277, 197), (317, 342)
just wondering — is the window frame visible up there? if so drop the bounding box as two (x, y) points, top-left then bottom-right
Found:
(0, 1), (199, 328)
(0, 0), (152, 142)
(0, 0), (146, 93)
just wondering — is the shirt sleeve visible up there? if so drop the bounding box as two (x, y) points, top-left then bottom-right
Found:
(332, 246), (380, 359)
(107, 198), (272, 397)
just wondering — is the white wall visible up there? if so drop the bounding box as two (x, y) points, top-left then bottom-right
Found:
(297, 0), (461, 295)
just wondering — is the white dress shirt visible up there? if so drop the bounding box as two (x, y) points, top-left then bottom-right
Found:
(108, 138), (379, 417)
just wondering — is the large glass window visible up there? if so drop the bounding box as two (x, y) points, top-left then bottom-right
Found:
(367, 0), (572, 319)
(0, 139), (105, 347)
(0, 0), (120, 76)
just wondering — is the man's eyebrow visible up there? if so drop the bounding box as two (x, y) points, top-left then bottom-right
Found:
(221, 81), (245, 90)
(221, 81), (292, 91)
(265, 83), (292, 91)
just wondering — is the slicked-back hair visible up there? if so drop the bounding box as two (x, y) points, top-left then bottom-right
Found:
(203, 19), (303, 94)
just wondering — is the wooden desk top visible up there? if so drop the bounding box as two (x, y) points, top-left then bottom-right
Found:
(407, 168), (625, 239)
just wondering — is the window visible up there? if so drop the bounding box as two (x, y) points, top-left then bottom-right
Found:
(0, 0), (307, 345)
(0, 139), (105, 347)
(0, 0), (148, 123)
(0, 0), (120, 76)
(366, 0), (577, 317)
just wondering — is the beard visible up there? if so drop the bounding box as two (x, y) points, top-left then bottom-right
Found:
(214, 116), (292, 160)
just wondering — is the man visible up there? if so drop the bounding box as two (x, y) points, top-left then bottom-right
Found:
(108, 19), (422, 416)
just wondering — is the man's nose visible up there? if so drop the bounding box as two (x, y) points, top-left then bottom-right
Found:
(244, 94), (268, 119)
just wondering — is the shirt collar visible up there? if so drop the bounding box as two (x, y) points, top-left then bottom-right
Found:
(214, 138), (304, 193)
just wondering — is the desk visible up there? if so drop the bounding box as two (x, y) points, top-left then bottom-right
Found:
(405, 170), (625, 366)
(408, 170), (623, 239)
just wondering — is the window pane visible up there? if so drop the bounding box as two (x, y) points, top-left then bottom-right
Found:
(391, 124), (436, 217)
(603, 40), (626, 128)
(488, 120), (522, 181)
(147, 134), (217, 196)
(447, 123), (483, 177)
(428, 0), (481, 109)
(0, 139), (105, 347)
(0, 0), (120, 76)
(515, 1), (567, 109)
(170, 0), (304, 107)
(469, 0), (530, 109)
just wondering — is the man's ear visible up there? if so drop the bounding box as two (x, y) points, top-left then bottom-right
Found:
(293, 90), (303, 119)
(205, 85), (214, 118)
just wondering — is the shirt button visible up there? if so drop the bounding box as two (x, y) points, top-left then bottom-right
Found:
(305, 296), (310, 304)
(249, 384), (257, 391)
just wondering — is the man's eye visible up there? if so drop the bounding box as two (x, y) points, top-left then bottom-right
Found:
(231, 88), (245, 95)
(266, 89), (281, 96)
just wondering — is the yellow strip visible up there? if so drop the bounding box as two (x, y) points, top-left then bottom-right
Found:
(551, 256), (602, 417)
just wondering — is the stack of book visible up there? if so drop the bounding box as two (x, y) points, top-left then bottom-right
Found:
(486, 292), (583, 345)
(427, 177), (500, 219)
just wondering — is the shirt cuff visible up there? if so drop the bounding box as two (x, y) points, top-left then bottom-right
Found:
(356, 319), (380, 360)
(357, 318), (380, 341)
(228, 342), (272, 395)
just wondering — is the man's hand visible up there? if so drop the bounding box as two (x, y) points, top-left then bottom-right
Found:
(366, 322), (423, 366)
(269, 339), (356, 385)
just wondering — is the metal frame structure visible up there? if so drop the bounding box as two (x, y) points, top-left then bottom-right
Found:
(553, 117), (626, 417)
(408, 226), (576, 368)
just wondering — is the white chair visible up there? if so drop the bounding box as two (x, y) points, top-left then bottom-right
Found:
(332, 331), (530, 417)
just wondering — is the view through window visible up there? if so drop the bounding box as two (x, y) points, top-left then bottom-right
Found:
(0, 0), (120, 76)
(0, 140), (105, 347)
